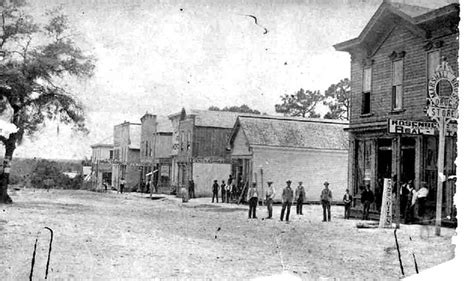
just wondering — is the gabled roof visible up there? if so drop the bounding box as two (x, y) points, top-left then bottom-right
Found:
(169, 108), (259, 129)
(91, 143), (113, 149)
(230, 116), (349, 150)
(191, 110), (242, 128)
(156, 118), (173, 133)
(334, 1), (459, 54)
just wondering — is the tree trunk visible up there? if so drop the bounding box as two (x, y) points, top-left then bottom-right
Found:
(0, 138), (16, 204)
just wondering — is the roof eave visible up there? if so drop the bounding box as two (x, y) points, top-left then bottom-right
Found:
(333, 38), (360, 52)
(414, 3), (459, 24)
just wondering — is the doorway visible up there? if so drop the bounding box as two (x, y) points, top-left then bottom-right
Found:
(400, 138), (416, 184)
(377, 139), (392, 212)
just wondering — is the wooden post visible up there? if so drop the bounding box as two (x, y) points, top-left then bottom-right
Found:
(435, 118), (446, 236)
(392, 136), (401, 229)
(260, 168), (264, 205)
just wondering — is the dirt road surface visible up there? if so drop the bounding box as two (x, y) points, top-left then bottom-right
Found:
(0, 188), (455, 280)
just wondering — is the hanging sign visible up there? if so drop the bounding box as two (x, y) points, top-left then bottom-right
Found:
(427, 60), (459, 123)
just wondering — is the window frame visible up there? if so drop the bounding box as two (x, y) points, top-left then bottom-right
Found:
(391, 59), (404, 111)
(361, 66), (372, 115)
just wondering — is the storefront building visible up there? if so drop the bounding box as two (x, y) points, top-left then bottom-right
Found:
(168, 109), (241, 196)
(139, 113), (173, 192)
(334, 1), (459, 221)
(229, 115), (348, 203)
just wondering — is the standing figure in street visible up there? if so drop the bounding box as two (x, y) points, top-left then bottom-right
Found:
(247, 182), (258, 219)
(400, 180), (412, 219)
(295, 181), (306, 215)
(404, 183), (416, 224)
(226, 175), (234, 200)
(212, 180), (219, 203)
(119, 177), (126, 194)
(361, 184), (374, 220)
(265, 181), (275, 219)
(343, 189), (353, 219)
(320, 181), (333, 222)
(220, 180), (226, 203)
(188, 179), (195, 199)
(280, 180), (294, 222)
(417, 182), (429, 219)
(147, 177), (155, 199)
(226, 183), (231, 203)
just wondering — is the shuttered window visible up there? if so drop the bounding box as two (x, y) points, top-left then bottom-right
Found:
(427, 51), (440, 79)
(363, 67), (372, 92)
(392, 60), (403, 110)
(362, 67), (372, 114)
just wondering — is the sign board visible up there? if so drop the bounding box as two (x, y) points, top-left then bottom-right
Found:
(388, 119), (457, 137)
(379, 178), (393, 228)
(427, 60), (459, 122)
(364, 170), (371, 181)
(160, 165), (170, 177)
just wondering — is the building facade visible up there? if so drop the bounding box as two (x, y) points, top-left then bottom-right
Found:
(229, 116), (349, 203)
(168, 109), (241, 196)
(139, 113), (173, 191)
(90, 143), (113, 187)
(111, 121), (141, 191)
(334, 1), (459, 221)
(140, 113), (157, 189)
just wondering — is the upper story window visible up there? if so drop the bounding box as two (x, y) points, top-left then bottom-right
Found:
(187, 132), (191, 151)
(362, 66), (372, 114)
(427, 51), (441, 99)
(392, 59), (403, 111)
(109, 150), (113, 160)
(427, 50), (440, 79)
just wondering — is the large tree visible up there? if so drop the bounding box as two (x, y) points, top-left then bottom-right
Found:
(323, 78), (350, 120)
(274, 88), (324, 118)
(208, 104), (261, 115)
(0, 1), (95, 203)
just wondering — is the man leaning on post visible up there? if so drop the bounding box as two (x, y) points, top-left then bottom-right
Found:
(320, 181), (332, 222)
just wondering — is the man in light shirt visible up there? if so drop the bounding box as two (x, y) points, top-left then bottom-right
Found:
(417, 182), (429, 218)
(265, 181), (275, 219)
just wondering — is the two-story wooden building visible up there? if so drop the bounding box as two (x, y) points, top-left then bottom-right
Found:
(168, 109), (241, 197)
(90, 142), (113, 187)
(139, 113), (173, 191)
(334, 1), (459, 221)
(111, 121), (141, 191)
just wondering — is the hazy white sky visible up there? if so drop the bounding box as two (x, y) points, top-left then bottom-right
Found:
(5, 0), (459, 159)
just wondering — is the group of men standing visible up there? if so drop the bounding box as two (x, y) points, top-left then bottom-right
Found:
(211, 175), (244, 204)
(400, 180), (429, 224)
(247, 180), (335, 223)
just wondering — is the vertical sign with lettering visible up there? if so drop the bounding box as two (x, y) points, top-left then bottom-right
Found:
(379, 178), (393, 228)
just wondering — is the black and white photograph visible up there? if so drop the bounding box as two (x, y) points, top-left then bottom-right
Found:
(0, 0), (471, 279)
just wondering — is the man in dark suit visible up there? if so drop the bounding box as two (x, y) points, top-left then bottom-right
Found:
(280, 180), (294, 222)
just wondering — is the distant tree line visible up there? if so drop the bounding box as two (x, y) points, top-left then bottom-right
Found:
(209, 78), (350, 120)
(208, 104), (263, 115)
(29, 159), (83, 190)
(275, 78), (350, 120)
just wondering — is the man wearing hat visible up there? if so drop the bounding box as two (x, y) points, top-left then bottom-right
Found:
(295, 181), (306, 215)
(265, 181), (276, 219)
(212, 180), (219, 203)
(320, 181), (332, 222)
(247, 182), (259, 219)
(281, 180), (294, 222)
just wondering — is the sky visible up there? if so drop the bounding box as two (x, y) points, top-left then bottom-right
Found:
(0, 0), (460, 159)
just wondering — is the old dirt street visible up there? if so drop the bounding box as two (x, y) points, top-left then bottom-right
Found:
(0, 189), (454, 279)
